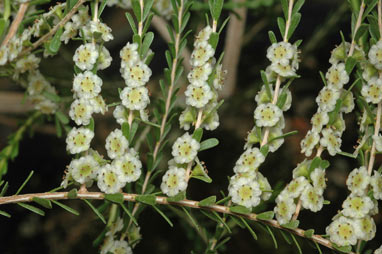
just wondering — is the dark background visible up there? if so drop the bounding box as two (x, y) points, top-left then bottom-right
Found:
(0, 0), (381, 253)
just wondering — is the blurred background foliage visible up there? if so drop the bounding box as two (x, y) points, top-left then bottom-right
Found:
(0, 0), (381, 253)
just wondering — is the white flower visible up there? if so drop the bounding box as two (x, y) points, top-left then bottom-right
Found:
(361, 77), (382, 104)
(120, 86), (150, 110)
(73, 71), (102, 99)
(301, 184), (324, 212)
(233, 147), (265, 173)
(256, 172), (272, 201)
(89, 95), (107, 114)
(187, 62), (212, 85)
(326, 63), (349, 89)
(7, 38), (22, 61)
(69, 155), (99, 184)
(66, 127), (94, 154)
(311, 111), (329, 133)
(274, 195), (296, 225)
(98, 46), (112, 70)
(71, 6), (90, 27)
(300, 130), (320, 157)
(60, 21), (77, 44)
(201, 110), (220, 131)
(172, 132), (200, 164)
(371, 171), (382, 200)
(285, 176), (309, 198)
(160, 167), (188, 197)
(113, 105), (129, 125)
(373, 134), (382, 152)
(97, 164), (125, 194)
(106, 240), (133, 254)
(320, 128), (341, 156)
(69, 98), (94, 125)
(270, 61), (296, 77)
(121, 61), (152, 87)
(368, 40), (382, 70)
(73, 43), (99, 71)
(105, 129), (129, 159)
(346, 166), (370, 195)
(266, 42), (295, 65)
(316, 86), (340, 112)
(154, 0), (172, 18)
(190, 41), (215, 67)
(120, 42), (139, 67)
(185, 83), (213, 108)
(105, 217), (124, 237)
(268, 126), (285, 152)
(375, 245), (382, 254)
(27, 71), (50, 96)
(213, 64), (226, 90)
(340, 90), (355, 113)
(310, 167), (326, 194)
(113, 151), (142, 183)
(229, 176), (262, 208)
(254, 103), (282, 127)
(89, 21), (113, 41)
(342, 195), (374, 218)
(194, 26), (213, 46)
(326, 216), (358, 246)
(34, 98), (58, 114)
(15, 54), (40, 74)
(0, 46), (8, 65)
(354, 216), (376, 241)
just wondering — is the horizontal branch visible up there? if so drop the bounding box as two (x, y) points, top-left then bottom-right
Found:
(0, 191), (345, 253)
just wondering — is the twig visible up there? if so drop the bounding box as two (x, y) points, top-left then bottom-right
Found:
(1, 3), (29, 47)
(0, 190), (354, 254)
(18, 0), (87, 58)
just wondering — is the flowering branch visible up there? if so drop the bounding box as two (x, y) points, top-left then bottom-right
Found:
(1, 2), (29, 47)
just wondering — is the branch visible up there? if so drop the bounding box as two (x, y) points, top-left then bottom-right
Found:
(1, 3), (29, 47)
(18, 0), (87, 58)
(0, 191), (353, 254)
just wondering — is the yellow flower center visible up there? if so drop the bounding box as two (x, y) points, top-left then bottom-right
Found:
(274, 46), (287, 59)
(128, 88), (143, 104)
(167, 174), (179, 188)
(104, 171), (117, 187)
(238, 185), (252, 201)
(79, 164), (92, 176)
(121, 160), (135, 176)
(80, 77), (95, 92)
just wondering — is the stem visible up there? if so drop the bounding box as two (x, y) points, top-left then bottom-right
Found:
(0, 191), (354, 254)
(19, 0), (87, 58)
(349, 1), (365, 56)
(1, 3), (29, 47)
(138, 0), (144, 36)
(368, 103), (381, 175)
(378, 0), (382, 40)
(283, 0), (294, 43)
(292, 199), (302, 221)
(186, 109), (203, 180)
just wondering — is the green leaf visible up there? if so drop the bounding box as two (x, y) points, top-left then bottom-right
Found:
(105, 193), (124, 204)
(98, 0), (108, 18)
(345, 56), (357, 74)
(83, 199), (106, 224)
(32, 197), (52, 209)
(304, 229), (315, 238)
(277, 17), (286, 38)
(280, 0), (288, 19)
(214, 237), (231, 250)
(136, 194), (156, 206)
(211, 0), (224, 21)
(260, 145), (269, 157)
(15, 170), (34, 195)
(354, 23), (368, 41)
(48, 27), (63, 54)
(199, 138), (219, 152)
(1, 181), (9, 196)
(143, 0), (154, 21)
(129, 121), (139, 143)
(152, 205), (173, 227)
(86, 118), (95, 132)
(0, 19), (9, 38)
(141, 32), (154, 57)
(279, 230), (292, 244)
(290, 233), (302, 254)
(167, 191), (186, 202)
(265, 225), (278, 249)
(131, 0), (142, 21)
(333, 244), (352, 253)
(199, 195), (216, 206)
(181, 207), (201, 232)
(256, 211), (274, 220)
(240, 217), (257, 240)
(314, 241), (323, 254)
(287, 13), (301, 40)
(51, 200), (80, 216)
(54, 115), (62, 138)
(268, 130), (298, 143)
(191, 161), (212, 183)
(268, 30), (277, 44)
(320, 160), (330, 169)
(122, 122), (129, 139)
(292, 0), (305, 16)
(338, 151), (357, 159)
(125, 12), (138, 34)
(229, 205), (251, 214)
(192, 128), (203, 142)
(17, 203), (45, 216)
(67, 188), (78, 199)
(120, 203), (138, 226)
(308, 157), (322, 172)
(208, 32), (219, 49)
(260, 70), (273, 100)
(281, 220), (299, 229)
(0, 209), (11, 218)
(56, 111), (69, 124)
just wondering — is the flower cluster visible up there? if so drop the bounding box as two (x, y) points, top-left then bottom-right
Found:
(161, 25), (225, 197)
(301, 42), (360, 157)
(105, 0), (172, 18)
(274, 159), (327, 224)
(179, 26), (226, 131)
(326, 167), (380, 247)
(100, 217), (133, 254)
(114, 41), (152, 124)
